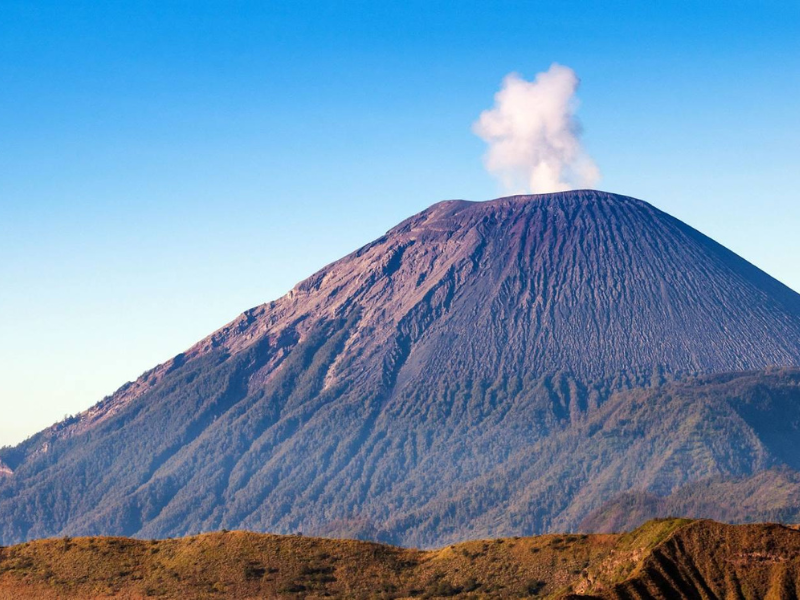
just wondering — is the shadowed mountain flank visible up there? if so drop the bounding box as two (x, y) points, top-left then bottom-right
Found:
(2, 190), (800, 547)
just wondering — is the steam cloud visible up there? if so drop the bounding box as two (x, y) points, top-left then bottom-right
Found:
(473, 64), (600, 194)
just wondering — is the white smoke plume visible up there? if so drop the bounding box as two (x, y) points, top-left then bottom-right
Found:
(473, 64), (600, 194)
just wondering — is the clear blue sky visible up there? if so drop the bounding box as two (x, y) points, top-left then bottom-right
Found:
(1, 1), (799, 446)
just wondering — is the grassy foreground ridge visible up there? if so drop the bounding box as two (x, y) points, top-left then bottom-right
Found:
(1, 519), (800, 598)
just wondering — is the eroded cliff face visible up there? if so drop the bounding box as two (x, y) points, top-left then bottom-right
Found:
(3, 191), (800, 547)
(587, 520), (800, 600)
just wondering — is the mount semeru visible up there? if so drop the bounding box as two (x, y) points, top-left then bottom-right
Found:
(2, 190), (800, 547)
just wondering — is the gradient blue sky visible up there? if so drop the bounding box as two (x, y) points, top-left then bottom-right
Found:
(1, 1), (799, 446)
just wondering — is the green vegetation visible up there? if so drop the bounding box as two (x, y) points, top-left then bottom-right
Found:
(2, 365), (800, 548)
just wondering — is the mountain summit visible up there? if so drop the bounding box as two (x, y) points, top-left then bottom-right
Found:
(153, 190), (800, 380)
(3, 190), (800, 546)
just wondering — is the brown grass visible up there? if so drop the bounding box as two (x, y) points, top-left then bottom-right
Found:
(1, 519), (799, 599)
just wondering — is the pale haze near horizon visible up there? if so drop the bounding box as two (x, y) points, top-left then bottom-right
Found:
(1, 1), (799, 447)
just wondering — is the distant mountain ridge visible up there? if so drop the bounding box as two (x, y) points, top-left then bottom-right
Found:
(2, 190), (800, 546)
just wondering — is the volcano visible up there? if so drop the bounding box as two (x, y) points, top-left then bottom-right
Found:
(2, 190), (800, 547)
